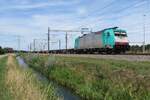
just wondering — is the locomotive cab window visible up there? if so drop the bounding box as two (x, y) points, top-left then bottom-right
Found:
(115, 32), (127, 37)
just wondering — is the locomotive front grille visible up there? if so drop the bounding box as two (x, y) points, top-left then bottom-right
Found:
(115, 42), (130, 50)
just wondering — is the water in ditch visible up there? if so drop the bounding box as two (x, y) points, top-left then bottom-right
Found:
(16, 56), (80, 100)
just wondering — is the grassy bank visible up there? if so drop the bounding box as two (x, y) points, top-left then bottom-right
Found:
(22, 54), (150, 100)
(0, 56), (13, 100)
(6, 55), (59, 100)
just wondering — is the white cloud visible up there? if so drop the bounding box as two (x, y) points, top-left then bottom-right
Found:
(0, 0), (80, 11)
(77, 7), (88, 16)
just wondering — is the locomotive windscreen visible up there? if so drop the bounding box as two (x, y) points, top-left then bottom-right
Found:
(115, 32), (127, 37)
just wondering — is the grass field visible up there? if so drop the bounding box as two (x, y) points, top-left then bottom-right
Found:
(0, 55), (59, 100)
(22, 54), (150, 100)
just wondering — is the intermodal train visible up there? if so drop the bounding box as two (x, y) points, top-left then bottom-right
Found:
(49, 27), (130, 54)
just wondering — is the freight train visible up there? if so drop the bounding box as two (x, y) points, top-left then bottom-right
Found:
(49, 27), (130, 54)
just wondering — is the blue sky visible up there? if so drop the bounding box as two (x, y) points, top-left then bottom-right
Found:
(0, 0), (149, 50)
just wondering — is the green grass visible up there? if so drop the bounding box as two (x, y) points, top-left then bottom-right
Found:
(0, 56), (13, 100)
(21, 54), (150, 100)
(0, 55), (59, 100)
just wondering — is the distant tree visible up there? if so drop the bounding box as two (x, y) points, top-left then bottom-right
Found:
(130, 44), (150, 53)
(145, 44), (150, 51)
(130, 45), (141, 53)
(0, 46), (5, 54)
(3, 48), (14, 53)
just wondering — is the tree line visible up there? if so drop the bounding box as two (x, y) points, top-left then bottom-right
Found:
(0, 46), (13, 54)
(129, 44), (150, 53)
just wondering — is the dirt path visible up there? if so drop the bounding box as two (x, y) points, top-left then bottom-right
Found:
(6, 55), (50, 100)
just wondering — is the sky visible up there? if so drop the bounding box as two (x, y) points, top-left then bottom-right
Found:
(0, 0), (149, 50)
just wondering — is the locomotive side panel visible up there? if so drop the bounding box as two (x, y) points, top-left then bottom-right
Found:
(78, 36), (84, 49)
(92, 33), (103, 48)
(78, 33), (103, 49)
(102, 29), (115, 48)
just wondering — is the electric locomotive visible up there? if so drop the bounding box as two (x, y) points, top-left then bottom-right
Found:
(74, 27), (129, 54)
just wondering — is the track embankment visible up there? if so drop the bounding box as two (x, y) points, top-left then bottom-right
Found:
(52, 54), (150, 61)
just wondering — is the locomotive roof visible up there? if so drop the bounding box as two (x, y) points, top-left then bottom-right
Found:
(78, 27), (127, 38)
(94, 27), (126, 34)
(102, 27), (126, 33)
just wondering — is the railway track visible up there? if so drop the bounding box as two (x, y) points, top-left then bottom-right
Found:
(121, 53), (150, 56)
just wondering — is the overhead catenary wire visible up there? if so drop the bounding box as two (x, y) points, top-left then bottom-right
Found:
(0, 0), (149, 51)
(86, 0), (146, 19)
